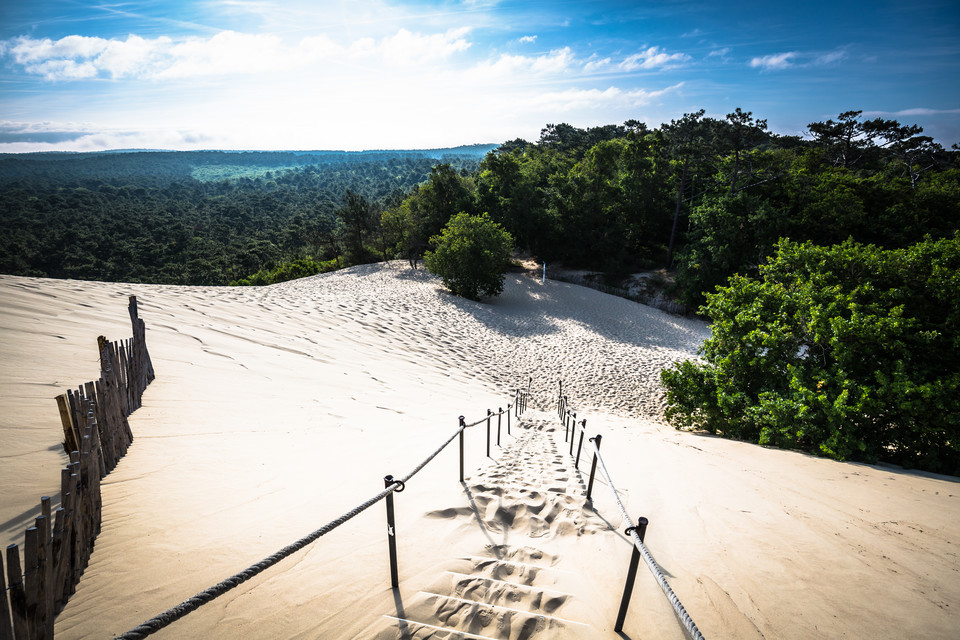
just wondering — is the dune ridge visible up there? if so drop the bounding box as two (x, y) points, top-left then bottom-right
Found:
(1, 263), (957, 639)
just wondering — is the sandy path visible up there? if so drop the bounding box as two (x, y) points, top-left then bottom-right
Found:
(1, 263), (958, 639)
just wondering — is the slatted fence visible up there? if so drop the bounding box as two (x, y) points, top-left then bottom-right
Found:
(1, 296), (154, 640)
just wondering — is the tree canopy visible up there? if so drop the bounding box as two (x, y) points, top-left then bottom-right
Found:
(424, 212), (514, 300)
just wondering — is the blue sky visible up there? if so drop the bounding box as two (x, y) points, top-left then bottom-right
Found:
(0, 0), (957, 151)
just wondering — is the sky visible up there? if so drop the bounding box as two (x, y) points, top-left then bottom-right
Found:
(0, 0), (958, 152)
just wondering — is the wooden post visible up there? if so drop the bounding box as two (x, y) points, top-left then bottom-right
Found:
(615, 517), (649, 632)
(383, 476), (400, 589)
(0, 548), (14, 640)
(36, 513), (53, 640)
(24, 526), (41, 637)
(458, 416), (465, 483)
(507, 404), (511, 434)
(56, 394), (79, 455)
(497, 408), (502, 446)
(6, 545), (28, 640)
(575, 420), (586, 470)
(586, 435), (602, 501)
(486, 410), (491, 458)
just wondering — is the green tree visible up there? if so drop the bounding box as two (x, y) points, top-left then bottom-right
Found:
(424, 212), (514, 300)
(661, 235), (960, 475)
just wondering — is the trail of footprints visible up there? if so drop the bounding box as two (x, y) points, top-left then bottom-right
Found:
(364, 415), (605, 639)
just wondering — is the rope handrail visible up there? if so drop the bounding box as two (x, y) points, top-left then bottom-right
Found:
(558, 379), (704, 640)
(115, 400), (520, 640)
(588, 437), (705, 640)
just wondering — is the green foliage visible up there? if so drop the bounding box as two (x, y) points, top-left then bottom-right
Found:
(424, 213), (514, 300)
(231, 257), (339, 285)
(661, 235), (960, 475)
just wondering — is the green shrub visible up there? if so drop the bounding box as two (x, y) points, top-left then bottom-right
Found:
(661, 234), (960, 475)
(425, 212), (514, 300)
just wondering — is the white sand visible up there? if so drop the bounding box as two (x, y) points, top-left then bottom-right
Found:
(0, 263), (957, 639)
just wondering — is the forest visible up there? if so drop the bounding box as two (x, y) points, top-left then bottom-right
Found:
(1, 112), (956, 302)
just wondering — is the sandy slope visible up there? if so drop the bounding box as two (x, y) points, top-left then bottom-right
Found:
(0, 263), (957, 639)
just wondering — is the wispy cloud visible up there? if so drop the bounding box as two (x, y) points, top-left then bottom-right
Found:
(584, 46), (688, 73)
(750, 51), (796, 70)
(750, 47), (849, 71)
(518, 35), (537, 44)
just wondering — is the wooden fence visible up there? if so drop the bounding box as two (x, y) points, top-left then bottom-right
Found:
(1, 296), (154, 640)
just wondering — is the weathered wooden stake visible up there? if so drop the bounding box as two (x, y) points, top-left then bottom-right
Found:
(0, 548), (14, 640)
(6, 545), (28, 640)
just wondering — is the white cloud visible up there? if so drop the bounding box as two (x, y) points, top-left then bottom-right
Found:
(750, 51), (796, 70)
(584, 47), (688, 73)
(1, 28), (474, 81)
(518, 35), (537, 44)
(707, 47), (730, 58)
(620, 46), (688, 70)
(523, 83), (684, 112)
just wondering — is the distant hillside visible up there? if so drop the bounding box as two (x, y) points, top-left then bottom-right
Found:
(0, 146), (498, 184)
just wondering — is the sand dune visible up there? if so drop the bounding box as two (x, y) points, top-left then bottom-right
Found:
(0, 263), (957, 639)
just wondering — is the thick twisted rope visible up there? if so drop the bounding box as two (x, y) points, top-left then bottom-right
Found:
(113, 483), (399, 639)
(115, 407), (516, 640)
(589, 438), (705, 640)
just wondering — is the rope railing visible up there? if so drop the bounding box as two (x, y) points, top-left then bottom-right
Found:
(556, 380), (705, 640)
(115, 392), (529, 639)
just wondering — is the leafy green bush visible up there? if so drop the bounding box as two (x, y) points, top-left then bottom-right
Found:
(661, 234), (960, 475)
(425, 212), (514, 300)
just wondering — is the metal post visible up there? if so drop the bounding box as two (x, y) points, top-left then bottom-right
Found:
(507, 404), (511, 434)
(564, 409), (570, 442)
(586, 434), (602, 501)
(515, 390), (519, 417)
(384, 475), (401, 588)
(458, 416), (465, 482)
(615, 517), (649, 632)
(497, 408), (502, 446)
(569, 413), (577, 455)
(486, 409), (492, 457)
(575, 419), (586, 469)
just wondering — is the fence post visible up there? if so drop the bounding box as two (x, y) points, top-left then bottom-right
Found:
(0, 549), (13, 640)
(564, 409), (570, 442)
(569, 413), (577, 455)
(458, 416), (465, 483)
(507, 404), (512, 434)
(6, 545), (27, 640)
(383, 475), (401, 589)
(486, 410), (492, 458)
(586, 434), (602, 501)
(575, 419), (586, 469)
(615, 517), (650, 632)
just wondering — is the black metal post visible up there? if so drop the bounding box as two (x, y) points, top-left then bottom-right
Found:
(575, 419), (586, 469)
(569, 413), (577, 455)
(384, 475), (400, 588)
(458, 416), (465, 482)
(586, 434), (602, 501)
(486, 409), (492, 457)
(615, 517), (649, 632)
(497, 408), (502, 446)
(507, 404), (511, 434)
